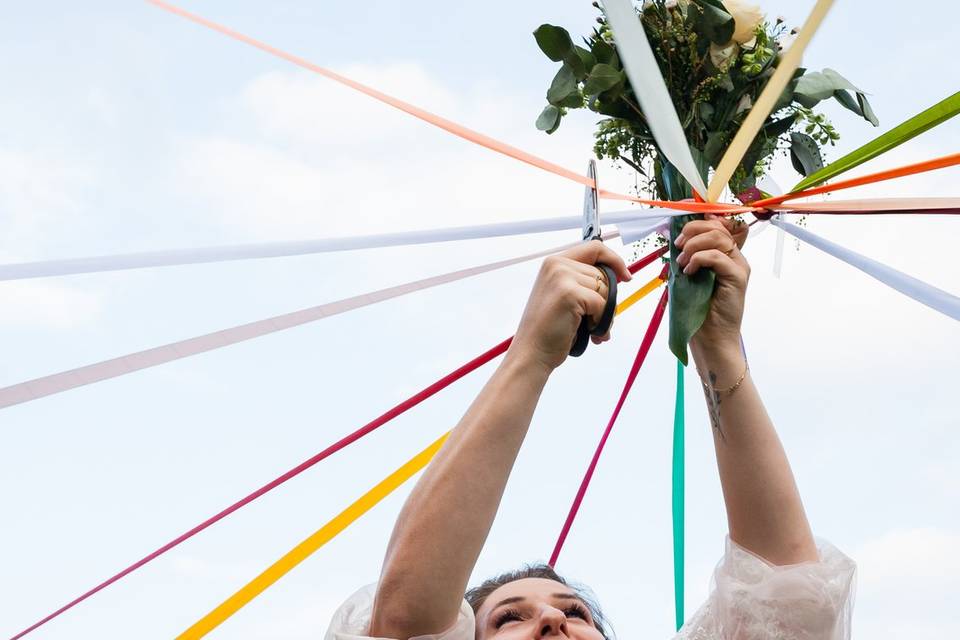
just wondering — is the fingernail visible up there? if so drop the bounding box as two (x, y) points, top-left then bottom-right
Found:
(683, 263), (693, 275)
(674, 233), (685, 247)
(677, 252), (688, 266)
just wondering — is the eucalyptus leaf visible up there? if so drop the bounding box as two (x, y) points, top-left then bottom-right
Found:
(547, 66), (578, 105)
(535, 105), (562, 132)
(565, 45), (596, 80)
(857, 92), (879, 126)
(558, 91), (584, 108)
(534, 24), (574, 62)
(832, 89), (863, 117)
(789, 132), (824, 177)
(763, 113), (799, 138)
(592, 38), (615, 64)
(822, 68), (862, 93)
(794, 71), (836, 104)
(583, 63), (624, 95)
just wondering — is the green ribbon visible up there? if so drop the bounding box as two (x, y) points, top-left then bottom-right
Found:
(672, 359), (685, 631)
(792, 91), (960, 192)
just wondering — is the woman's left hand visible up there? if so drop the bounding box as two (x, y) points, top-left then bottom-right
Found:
(674, 214), (750, 352)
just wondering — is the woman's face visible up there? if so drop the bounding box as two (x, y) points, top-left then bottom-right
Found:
(474, 578), (605, 640)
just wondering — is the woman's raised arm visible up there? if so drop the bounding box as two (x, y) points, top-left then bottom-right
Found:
(677, 215), (818, 565)
(369, 241), (632, 640)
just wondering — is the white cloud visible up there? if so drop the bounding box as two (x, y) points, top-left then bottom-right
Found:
(0, 280), (102, 329)
(855, 527), (960, 588)
(852, 528), (960, 638)
(175, 63), (594, 239)
(241, 64), (460, 149)
(0, 147), (98, 259)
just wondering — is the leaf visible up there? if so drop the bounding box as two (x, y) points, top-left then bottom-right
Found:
(547, 66), (578, 105)
(658, 156), (714, 366)
(821, 68), (862, 92)
(582, 63), (624, 95)
(691, 0), (735, 45)
(598, 75), (626, 103)
(857, 92), (879, 127)
(794, 71), (836, 104)
(557, 91), (584, 108)
(789, 132), (824, 177)
(763, 113), (799, 138)
(565, 45), (596, 80)
(797, 69), (879, 126)
(592, 38), (615, 64)
(535, 105), (562, 133)
(703, 130), (727, 167)
(832, 89), (864, 116)
(792, 91), (960, 191)
(669, 215), (715, 366)
(534, 24), (574, 62)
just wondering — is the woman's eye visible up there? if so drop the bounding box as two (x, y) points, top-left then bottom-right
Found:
(564, 605), (588, 620)
(494, 610), (522, 628)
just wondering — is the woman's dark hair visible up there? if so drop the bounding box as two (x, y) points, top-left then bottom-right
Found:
(465, 564), (612, 639)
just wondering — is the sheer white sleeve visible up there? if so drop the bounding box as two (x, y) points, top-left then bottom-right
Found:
(324, 584), (475, 640)
(677, 537), (857, 640)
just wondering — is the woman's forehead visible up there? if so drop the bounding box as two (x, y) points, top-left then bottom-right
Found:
(478, 577), (574, 615)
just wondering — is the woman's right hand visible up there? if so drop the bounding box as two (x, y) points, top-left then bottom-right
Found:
(508, 241), (632, 373)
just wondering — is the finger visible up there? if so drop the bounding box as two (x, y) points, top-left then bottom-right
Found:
(674, 218), (729, 248)
(572, 270), (609, 300)
(591, 326), (612, 344)
(682, 249), (747, 285)
(573, 287), (607, 326)
(706, 213), (749, 249)
(558, 240), (632, 282)
(677, 230), (736, 267)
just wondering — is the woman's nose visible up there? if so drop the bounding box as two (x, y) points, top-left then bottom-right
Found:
(535, 606), (568, 638)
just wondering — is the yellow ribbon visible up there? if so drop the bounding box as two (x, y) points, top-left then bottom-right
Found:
(707, 0), (835, 202)
(177, 433), (449, 639)
(616, 273), (666, 316)
(180, 274), (667, 638)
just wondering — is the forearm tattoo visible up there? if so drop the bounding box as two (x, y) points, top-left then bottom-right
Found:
(703, 370), (725, 440)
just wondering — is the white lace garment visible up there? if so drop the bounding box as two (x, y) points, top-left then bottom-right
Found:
(325, 537), (856, 640)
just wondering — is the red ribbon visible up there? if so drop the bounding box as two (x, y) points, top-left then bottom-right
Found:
(549, 286), (669, 567)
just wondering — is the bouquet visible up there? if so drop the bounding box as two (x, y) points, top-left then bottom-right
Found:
(534, 0), (878, 361)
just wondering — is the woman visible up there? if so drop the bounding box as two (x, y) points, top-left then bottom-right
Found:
(326, 217), (856, 639)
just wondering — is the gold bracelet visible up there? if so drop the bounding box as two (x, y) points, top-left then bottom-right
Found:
(699, 363), (749, 397)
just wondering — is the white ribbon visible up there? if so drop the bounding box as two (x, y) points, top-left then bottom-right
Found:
(0, 212), (646, 282)
(0, 238), (597, 410)
(601, 0), (709, 198)
(771, 217), (960, 321)
(617, 217), (670, 245)
(757, 176), (785, 278)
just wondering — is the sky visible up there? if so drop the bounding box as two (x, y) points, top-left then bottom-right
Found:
(0, 1), (958, 638)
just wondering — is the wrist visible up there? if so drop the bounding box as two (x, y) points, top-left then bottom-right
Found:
(690, 336), (746, 388)
(501, 343), (554, 386)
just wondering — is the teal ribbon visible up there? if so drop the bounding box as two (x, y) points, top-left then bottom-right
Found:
(672, 359), (685, 631)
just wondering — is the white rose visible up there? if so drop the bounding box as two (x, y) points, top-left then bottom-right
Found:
(710, 41), (739, 68)
(723, 0), (764, 44)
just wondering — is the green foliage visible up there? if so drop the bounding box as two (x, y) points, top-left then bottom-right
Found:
(533, 1), (880, 363)
(533, 2), (879, 194)
(533, 24), (574, 61)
